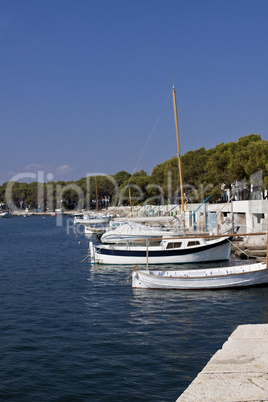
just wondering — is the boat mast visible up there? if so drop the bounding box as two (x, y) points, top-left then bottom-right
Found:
(172, 86), (184, 211)
(95, 177), (99, 211)
(129, 187), (132, 217)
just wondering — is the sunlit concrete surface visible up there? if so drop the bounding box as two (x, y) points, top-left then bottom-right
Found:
(177, 324), (268, 401)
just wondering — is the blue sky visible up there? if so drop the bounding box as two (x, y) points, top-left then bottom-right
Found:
(1, 0), (267, 184)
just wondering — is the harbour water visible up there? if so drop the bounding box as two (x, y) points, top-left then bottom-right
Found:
(1, 216), (268, 401)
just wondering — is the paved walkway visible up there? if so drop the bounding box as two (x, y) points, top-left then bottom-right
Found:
(177, 324), (268, 401)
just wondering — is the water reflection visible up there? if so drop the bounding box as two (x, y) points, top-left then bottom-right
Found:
(83, 256), (268, 400)
(2, 216), (267, 401)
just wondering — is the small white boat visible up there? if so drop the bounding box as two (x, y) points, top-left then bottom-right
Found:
(0, 211), (12, 218)
(89, 236), (232, 265)
(132, 262), (268, 289)
(72, 212), (84, 221)
(85, 224), (109, 237)
(90, 214), (112, 224)
(74, 212), (111, 225)
(74, 212), (90, 224)
(100, 221), (178, 244)
(85, 220), (124, 237)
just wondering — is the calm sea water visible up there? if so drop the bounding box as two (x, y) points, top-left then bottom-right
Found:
(1, 216), (268, 401)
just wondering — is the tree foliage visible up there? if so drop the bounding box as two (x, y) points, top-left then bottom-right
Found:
(1, 134), (267, 210)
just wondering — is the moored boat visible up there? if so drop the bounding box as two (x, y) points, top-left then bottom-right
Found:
(100, 221), (178, 244)
(74, 212), (111, 225)
(89, 236), (232, 265)
(85, 224), (109, 237)
(0, 211), (12, 218)
(131, 262), (268, 289)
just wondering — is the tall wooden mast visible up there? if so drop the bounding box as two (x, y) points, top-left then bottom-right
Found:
(95, 177), (99, 211)
(172, 86), (184, 210)
(129, 187), (132, 217)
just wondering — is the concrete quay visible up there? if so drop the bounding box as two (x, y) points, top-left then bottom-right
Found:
(177, 324), (268, 401)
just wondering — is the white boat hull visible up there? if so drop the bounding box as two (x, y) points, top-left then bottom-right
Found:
(89, 237), (232, 265)
(100, 222), (177, 244)
(132, 263), (268, 289)
(0, 212), (12, 218)
(75, 217), (110, 224)
(100, 233), (173, 244)
(85, 225), (108, 236)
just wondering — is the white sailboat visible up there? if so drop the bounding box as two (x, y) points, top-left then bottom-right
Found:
(89, 85), (232, 265)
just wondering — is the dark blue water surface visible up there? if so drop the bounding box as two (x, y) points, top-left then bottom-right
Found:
(1, 216), (268, 401)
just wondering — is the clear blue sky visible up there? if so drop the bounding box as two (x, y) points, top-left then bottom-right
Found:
(1, 0), (268, 184)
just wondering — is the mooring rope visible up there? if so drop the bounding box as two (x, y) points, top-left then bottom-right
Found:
(66, 253), (89, 265)
(75, 254), (90, 266)
(227, 238), (250, 259)
(118, 266), (139, 288)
